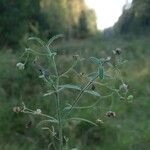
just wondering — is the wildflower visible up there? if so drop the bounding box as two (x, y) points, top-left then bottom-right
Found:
(113, 48), (122, 55)
(119, 83), (128, 93)
(34, 109), (42, 115)
(16, 62), (25, 70)
(106, 111), (116, 118)
(13, 106), (21, 113)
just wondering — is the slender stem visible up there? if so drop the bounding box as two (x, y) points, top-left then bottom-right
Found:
(64, 75), (99, 117)
(55, 92), (63, 150)
(23, 107), (57, 120)
(70, 92), (114, 110)
(52, 56), (63, 150)
(60, 60), (78, 78)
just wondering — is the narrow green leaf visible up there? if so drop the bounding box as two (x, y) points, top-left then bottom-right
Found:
(98, 67), (104, 80)
(69, 117), (98, 126)
(47, 34), (64, 46)
(89, 57), (100, 64)
(63, 104), (72, 111)
(43, 91), (55, 97)
(106, 62), (113, 67)
(37, 119), (58, 127)
(44, 87), (65, 97)
(59, 84), (100, 97)
(104, 73), (113, 79)
(87, 72), (99, 80)
(28, 37), (53, 56)
(99, 58), (105, 62)
(59, 84), (81, 90)
(28, 37), (46, 48)
(41, 127), (50, 130)
(85, 90), (100, 97)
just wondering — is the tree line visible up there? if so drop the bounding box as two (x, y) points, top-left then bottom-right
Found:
(114, 0), (150, 34)
(0, 0), (97, 47)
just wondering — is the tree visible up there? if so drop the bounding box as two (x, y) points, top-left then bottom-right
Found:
(0, 0), (43, 47)
(114, 0), (150, 34)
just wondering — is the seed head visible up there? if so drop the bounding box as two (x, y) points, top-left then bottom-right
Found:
(16, 62), (25, 70)
(13, 106), (21, 113)
(119, 83), (128, 93)
(73, 55), (79, 60)
(106, 111), (116, 118)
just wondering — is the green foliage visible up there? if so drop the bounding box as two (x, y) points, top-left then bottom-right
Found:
(12, 35), (130, 150)
(115, 0), (150, 34)
(78, 9), (97, 38)
(0, 0), (44, 47)
(0, 35), (150, 149)
(0, 0), (97, 48)
(78, 11), (89, 38)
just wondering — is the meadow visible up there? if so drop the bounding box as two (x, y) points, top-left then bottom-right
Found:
(0, 34), (149, 150)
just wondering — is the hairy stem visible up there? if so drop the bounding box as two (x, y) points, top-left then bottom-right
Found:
(52, 56), (63, 150)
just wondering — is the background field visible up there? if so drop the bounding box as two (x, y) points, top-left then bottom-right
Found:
(0, 0), (150, 149)
(0, 35), (150, 150)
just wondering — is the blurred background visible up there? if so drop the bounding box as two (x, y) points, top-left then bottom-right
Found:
(0, 0), (150, 149)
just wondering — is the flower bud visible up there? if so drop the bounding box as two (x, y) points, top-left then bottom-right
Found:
(119, 83), (128, 94)
(127, 95), (134, 103)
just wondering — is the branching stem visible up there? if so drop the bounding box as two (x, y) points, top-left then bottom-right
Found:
(65, 75), (99, 117)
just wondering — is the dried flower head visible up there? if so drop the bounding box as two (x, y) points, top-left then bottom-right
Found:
(73, 55), (79, 60)
(16, 62), (25, 70)
(13, 106), (21, 113)
(119, 83), (128, 93)
(106, 111), (116, 118)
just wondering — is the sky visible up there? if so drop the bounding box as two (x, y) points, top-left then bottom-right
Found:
(85, 0), (132, 30)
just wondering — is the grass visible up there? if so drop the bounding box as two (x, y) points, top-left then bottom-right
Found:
(0, 35), (149, 149)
